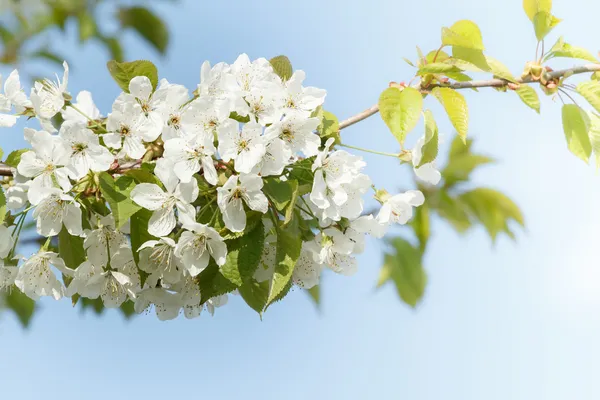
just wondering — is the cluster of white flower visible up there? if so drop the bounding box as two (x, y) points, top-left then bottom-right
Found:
(0, 54), (434, 320)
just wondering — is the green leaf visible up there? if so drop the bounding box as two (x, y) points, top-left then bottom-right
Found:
(545, 37), (598, 62)
(287, 157), (315, 190)
(417, 110), (439, 167)
(378, 87), (423, 145)
(119, 7), (169, 54)
(0, 188), (6, 225)
(443, 136), (494, 187)
(97, 173), (141, 229)
(434, 191), (472, 233)
(266, 218), (302, 307)
(269, 55), (293, 81)
(124, 169), (162, 185)
(562, 104), (592, 163)
(220, 221), (265, 286)
(459, 188), (524, 241)
(5, 288), (36, 328)
(5, 149), (29, 167)
(78, 11), (96, 43)
(587, 112), (600, 169)
(317, 110), (340, 144)
(486, 57), (517, 82)
(449, 47), (490, 73)
(238, 279), (270, 314)
(533, 11), (561, 41)
(99, 36), (124, 62)
(119, 300), (136, 319)
(425, 50), (450, 64)
(410, 203), (430, 252)
(515, 85), (540, 113)
(306, 285), (320, 309)
(577, 81), (600, 115)
(106, 60), (158, 93)
(130, 209), (155, 265)
(523, 0), (552, 20)
(29, 50), (65, 66)
(379, 238), (427, 308)
(198, 261), (238, 304)
(592, 72), (600, 81)
(441, 20), (485, 51)
(263, 178), (299, 225)
(418, 63), (463, 75)
(432, 87), (469, 142)
(58, 227), (85, 270)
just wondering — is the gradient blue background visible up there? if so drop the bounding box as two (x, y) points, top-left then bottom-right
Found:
(2, 0), (600, 398)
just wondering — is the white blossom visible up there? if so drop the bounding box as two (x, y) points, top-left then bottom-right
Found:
(218, 120), (266, 173)
(163, 132), (218, 184)
(31, 188), (82, 237)
(83, 215), (128, 268)
(60, 120), (113, 179)
(282, 70), (326, 117)
(217, 174), (268, 232)
(264, 114), (321, 157)
(175, 222), (227, 277)
(138, 237), (184, 286)
(0, 70), (29, 127)
(15, 251), (71, 300)
(61, 91), (101, 123)
(411, 136), (441, 185)
(30, 61), (69, 120)
(377, 190), (425, 225)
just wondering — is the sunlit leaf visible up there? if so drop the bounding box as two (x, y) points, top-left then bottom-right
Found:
(515, 85), (540, 113)
(561, 104), (592, 163)
(378, 87), (423, 145)
(432, 87), (469, 142)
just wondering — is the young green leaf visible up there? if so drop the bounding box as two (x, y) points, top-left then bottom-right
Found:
(432, 87), (469, 142)
(515, 85), (540, 113)
(4, 149), (30, 167)
(486, 57), (517, 82)
(533, 11), (561, 41)
(523, 0), (552, 21)
(586, 111), (600, 169)
(410, 203), (430, 252)
(266, 218), (302, 307)
(561, 104), (592, 163)
(450, 47), (490, 72)
(434, 191), (472, 233)
(0, 188), (6, 225)
(269, 55), (293, 81)
(379, 237), (427, 308)
(118, 7), (169, 54)
(238, 279), (270, 314)
(4, 288), (36, 328)
(198, 261), (238, 304)
(306, 285), (320, 309)
(576, 81), (600, 114)
(441, 20), (485, 51)
(130, 209), (155, 264)
(106, 60), (159, 92)
(317, 110), (340, 144)
(78, 11), (97, 43)
(378, 87), (423, 145)
(417, 110), (439, 167)
(263, 178), (299, 225)
(97, 173), (141, 229)
(417, 63), (463, 75)
(545, 37), (598, 62)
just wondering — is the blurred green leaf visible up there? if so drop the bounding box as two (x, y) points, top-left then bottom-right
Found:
(411, 203), (430, 251)
(379, 238), (427, 308)
(119, 7), (169, 54)
(5, 288), (36, 328)
(443, 136), (494, 187)
(78, 11), (97, 43)
(434, 190), (472, 233)
(442, 20), (485, 50)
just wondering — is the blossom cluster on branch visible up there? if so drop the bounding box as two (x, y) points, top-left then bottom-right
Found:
(0, 54), (435, 320)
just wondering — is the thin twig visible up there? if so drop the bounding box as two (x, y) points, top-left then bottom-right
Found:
(338, 63), (600, 130)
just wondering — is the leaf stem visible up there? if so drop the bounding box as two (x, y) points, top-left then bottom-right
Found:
(338, 143), (400, 158)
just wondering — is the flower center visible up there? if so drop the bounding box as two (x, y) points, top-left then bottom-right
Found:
(72, 142), (87, 153)
(168, 115), (181, 128)
(119, 125), (131, 136)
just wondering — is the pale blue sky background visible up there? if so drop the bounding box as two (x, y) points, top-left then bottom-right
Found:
(2, 0), (600, 399)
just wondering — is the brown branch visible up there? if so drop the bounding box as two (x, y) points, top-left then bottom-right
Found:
(338, 63), (600, 130)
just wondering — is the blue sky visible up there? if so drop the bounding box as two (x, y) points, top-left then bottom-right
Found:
(2, 0), (600, 398)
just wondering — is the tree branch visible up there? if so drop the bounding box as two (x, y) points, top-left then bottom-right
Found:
(338, 63), (600, 130)
(0, 64), (598, 177)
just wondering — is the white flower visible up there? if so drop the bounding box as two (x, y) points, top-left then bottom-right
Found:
(6, 183), (29, 210)
(104, 101), (158, 159)
(134, 287), (182, 321)
(16, 129), (72, 204)
(174, 222), (227, 276)
(255, 135), (293, 176)
(163, 132), (218, 184)
(204, 294), (228, 316)
(138, 237), (184, 286)
(0, 225), (14, 258)
(30, 61), (69, 120)
(155, 80), (190, 140)
(377, 190), (425, 225)
(292, 243), (323, 288)
(282, 70), (326, 117)
(60, 121), (114, 179)
(229, 53), (279, 96)
(218, 120), (266, 173)
(312, 228), (357, 276)
(264, 114), (321, 157)
(0, 70), (29, 127)
(130, 162), (199, 237)
(113, 76), (165, 132)
(61, 90), (101, 123)
(217, 174), (268, 232)
(83, 215), (128, 267)
(175, 97), (229, 141)
(411, 136), (441, 185)
(243, 89), (284, 126)
(0, 260), (18, 291)
(72, 247), (140, 308)
(31, 188), (82, 237)
(15, 251), (71, 300)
